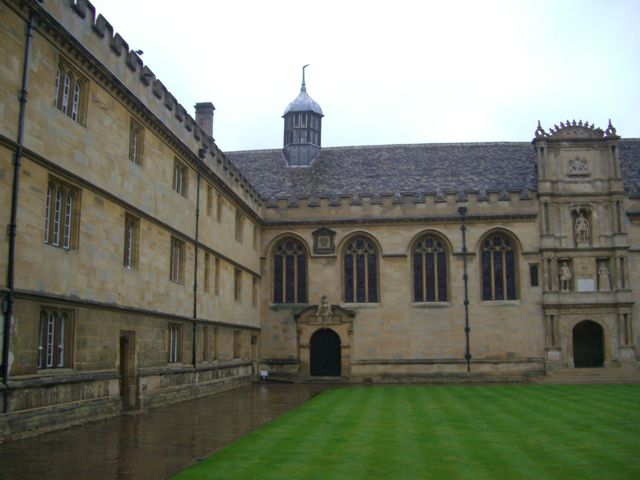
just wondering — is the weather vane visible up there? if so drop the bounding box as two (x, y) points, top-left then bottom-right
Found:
(302, 64), (310, 91)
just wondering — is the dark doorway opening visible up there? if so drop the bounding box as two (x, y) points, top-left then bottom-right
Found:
(573, 320), (604, 368)
(310, 329), (341, 376)
(119, 331), (136, 410)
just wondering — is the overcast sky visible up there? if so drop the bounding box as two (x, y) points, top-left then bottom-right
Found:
(92, 0), (640, 152)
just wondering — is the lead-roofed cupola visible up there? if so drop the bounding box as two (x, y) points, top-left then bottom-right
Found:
(282, 65), (323, 167)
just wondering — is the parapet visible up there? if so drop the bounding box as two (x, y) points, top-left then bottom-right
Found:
(264, 188), (538, 220)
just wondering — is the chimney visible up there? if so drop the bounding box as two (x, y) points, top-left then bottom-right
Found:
(194, 102), (215, 138)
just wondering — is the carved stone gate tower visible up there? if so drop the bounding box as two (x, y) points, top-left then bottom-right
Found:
(534, 120), (636, 371)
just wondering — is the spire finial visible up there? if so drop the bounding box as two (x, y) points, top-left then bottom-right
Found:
(301, 64), (310, 91)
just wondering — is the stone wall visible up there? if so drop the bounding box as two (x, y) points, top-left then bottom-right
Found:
(0, 1), (261, 442)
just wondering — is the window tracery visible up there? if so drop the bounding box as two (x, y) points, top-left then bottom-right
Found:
(413, 235), (447, 302)
(481, 233), (517, 300)
(273, 238), (307, 304)
(344, 236), (378, 303)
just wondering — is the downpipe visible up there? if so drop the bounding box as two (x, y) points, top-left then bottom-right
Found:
(3, 6), (36, 413)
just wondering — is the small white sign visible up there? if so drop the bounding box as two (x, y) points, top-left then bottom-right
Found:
(577, 279), (595, 292)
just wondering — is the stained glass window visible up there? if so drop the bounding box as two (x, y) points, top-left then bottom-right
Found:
(344, 236), (378, 303)
(273, 238), (307, 303)
(413, 235), (448, 302)
(481, 233), (517, 300)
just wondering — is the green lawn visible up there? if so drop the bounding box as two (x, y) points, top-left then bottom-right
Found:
(172, 384), (640, 480)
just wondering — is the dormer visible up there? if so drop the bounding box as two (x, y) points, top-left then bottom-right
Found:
(282, 65), (323, 167)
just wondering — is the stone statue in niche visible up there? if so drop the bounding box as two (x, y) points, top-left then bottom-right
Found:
(559, 262), (572, 292)
(574, 212), (591, 245)
(567, 158), (590, 176)
(598, 264), (611, 291)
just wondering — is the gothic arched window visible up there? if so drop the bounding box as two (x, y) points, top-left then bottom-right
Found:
(273, 238), (307, 303)
(481, 233), (517, 300)
(344, 236), (378, 303)
(413, 234), (448, 302)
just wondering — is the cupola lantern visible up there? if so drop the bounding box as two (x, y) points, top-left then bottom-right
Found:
(282, 65), (323, 166)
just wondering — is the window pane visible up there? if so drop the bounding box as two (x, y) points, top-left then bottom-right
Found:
(482, 251), (492, 300)
(44, 186), (52, 243)
(71, 82), (80, 121)
(284, 255), (295, 303)
(38, 311), (47, 368)
(296, 254), (307, 303)
(367, 253), (378, 302)
(62, 74), (70, 113)
(437, 251), (447, 301)
(344, 254), (354, 302)
(413, 252), (423, 302)
(54, 68), (61, 108)
(355, 254), (366, 302)
(529, 264), (539, 287)
(57, 314), (65, 367)
(63, 192), (73, 249)
(506, 250), (516, 300)
(273, 256), (283, 303)
(493, 250), (504, 300)
(425, 252), (435, 302)
(53, 189), (62, 246)
(46, 312), (55, 367)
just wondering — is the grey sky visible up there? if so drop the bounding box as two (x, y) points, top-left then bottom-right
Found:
(92, 0), (640, 152)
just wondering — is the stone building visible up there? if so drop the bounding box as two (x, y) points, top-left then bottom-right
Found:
(1, 0), (639, 442)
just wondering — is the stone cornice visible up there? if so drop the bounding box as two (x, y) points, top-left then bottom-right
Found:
(263, 213), (538, 229)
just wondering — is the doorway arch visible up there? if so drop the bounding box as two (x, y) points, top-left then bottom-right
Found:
(310, 329), (341, 376)
(572, 320), (604, 368)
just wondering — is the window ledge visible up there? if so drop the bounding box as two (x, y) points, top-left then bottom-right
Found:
(44, 244), (77, 253)
(480, 300), (520, 306)
(413, 302), (451, 308)
(270, 303), (309, 311)
(343, 303), (380, 309)
(166, 362), (185, 368)
(35, 368), (74, 375)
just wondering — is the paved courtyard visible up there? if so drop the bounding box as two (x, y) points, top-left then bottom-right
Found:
(0, 383), (327, 480)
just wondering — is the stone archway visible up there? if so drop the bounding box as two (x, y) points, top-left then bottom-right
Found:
(572, 320), (604, 368)
(310, 329), (341, 376)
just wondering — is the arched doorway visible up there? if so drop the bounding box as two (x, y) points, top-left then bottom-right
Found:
(572, 320), (604, 368)
(310, 329), (341, 376)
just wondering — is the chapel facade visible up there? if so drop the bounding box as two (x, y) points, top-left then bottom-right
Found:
(1, 0), (639, 442)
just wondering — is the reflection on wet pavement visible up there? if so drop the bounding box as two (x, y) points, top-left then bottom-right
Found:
(0, 383), (330, 480)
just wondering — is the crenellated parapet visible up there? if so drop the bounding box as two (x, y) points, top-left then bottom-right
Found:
(26, 0), (264, 214)
(263, 188), (538, 224)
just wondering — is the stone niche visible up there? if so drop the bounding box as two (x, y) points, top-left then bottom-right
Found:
(294, 297), (354, 378)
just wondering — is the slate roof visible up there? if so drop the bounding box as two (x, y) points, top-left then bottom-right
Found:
(619, 139), (640, 197)
(227, 139), (640, 200)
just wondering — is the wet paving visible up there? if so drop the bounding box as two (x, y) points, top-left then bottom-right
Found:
(0, 383), (330, 480)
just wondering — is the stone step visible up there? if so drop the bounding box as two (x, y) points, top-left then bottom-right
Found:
(533, 368), (640, 384)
